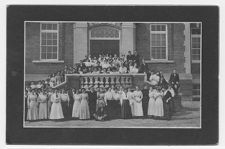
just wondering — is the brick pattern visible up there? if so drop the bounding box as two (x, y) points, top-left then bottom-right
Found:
(136, 23), (185, 74)
(25, 22), (74, 74)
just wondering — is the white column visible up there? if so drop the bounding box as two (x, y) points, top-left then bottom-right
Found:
(73, 22), (88, 64)
(120, 23), (136, 56)
(183, 23), (191, 74)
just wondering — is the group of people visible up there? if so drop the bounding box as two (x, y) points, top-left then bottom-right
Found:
(25, 68), (180, 122)
(25, 50), (181, 122)
(27, 51), (146, 89)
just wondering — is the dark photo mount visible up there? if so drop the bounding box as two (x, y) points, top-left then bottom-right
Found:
(6, 5), (218, 145)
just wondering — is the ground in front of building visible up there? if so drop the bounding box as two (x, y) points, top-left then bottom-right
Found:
(24, 100), (200, 128)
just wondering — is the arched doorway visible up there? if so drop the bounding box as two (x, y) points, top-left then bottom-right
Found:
(89, 25), (120, 57)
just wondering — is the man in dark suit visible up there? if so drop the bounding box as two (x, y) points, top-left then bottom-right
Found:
(138, 59), (151, 81)
(133, 50), (140, 66)
(67, 88), (74, 119)
(87, 87), (97, 119)
(169, 69), (180, 94)
(77, 60), (86, 71)
(141, 85), (149, 118)
(126, 51), (133, 62)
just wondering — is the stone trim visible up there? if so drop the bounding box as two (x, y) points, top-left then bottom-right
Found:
(32, 60), (64, 63)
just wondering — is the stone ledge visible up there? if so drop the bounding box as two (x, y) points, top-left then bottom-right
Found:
(32, 60), (64, 64)
(145, 60), (175, 64)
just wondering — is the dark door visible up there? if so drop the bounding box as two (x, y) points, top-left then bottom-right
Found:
(90, 40), (119, 57)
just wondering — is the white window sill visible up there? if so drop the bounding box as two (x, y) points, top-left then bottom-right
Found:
(32, 60), (64, 64)
(145, 60), (174, 64)
(192, 60), (201, 63)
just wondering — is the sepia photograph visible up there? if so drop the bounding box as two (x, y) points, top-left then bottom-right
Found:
(24, 21), (201, 128)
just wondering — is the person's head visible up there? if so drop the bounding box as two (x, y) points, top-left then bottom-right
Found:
(144, 85), (148, 90)
(75, 89), (79, 94)
(134, 50), (137, 55)
(107, 87), (111, 92)
(134, 63), (137, 67)
(31, 89), (35, 94)
(157, 86), (161, 91)
(81, 88), (86, 93)
(135, 86), (139, 91)
(149, 86), (153, 91)
(124, 88), (128, 93)
(128, 88), (131, 92)
(119, 86), (123, 91)
(173, 69), (176, 74)
(128, 51), (131, 55)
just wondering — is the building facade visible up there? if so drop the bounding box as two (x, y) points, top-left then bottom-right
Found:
(25, 22), (201, 99)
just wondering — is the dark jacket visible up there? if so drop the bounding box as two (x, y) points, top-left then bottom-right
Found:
(169, 73), (180, 85)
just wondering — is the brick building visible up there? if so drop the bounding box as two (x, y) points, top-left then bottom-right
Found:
(25, 22), (201, 99)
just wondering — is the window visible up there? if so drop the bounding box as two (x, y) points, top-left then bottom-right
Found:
(150, 24), (168, 60)
(40, 23), (58, 60)
(191, 23), (201, 62)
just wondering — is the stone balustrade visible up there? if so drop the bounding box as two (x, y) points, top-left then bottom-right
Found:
(80, 74), (133, 89)
(54, 73), (146, 90)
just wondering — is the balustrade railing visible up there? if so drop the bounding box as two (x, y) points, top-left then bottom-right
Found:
(80, 74), (133, 89)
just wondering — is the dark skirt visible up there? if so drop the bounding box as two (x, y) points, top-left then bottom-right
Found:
(163, 101), (172, 120)
(94, 107), (107, 121)
(107, 100), (121, 119)
(121, 99), (132, 119)
(173, 95), (182, 112)
(61, 101), (69, 119)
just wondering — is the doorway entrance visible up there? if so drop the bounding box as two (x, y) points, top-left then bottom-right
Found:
(89, 25), (120, 58)
(90, 40), (119, 57)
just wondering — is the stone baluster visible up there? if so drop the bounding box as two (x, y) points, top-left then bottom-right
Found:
(105, 76), (109, 88)
(110, 76), (115, 88)
(121, 76), (125, 87)
(84, 76), (89, 89)
(116, 76), (121, 86)
(99, 76), (104, 88)
(94, 76), (99, 88)
(80, 77), (84, 88)
(127, 76), (132, 87)
(89, 76), (94, 87)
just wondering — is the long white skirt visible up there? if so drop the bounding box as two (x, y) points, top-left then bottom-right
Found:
(50, 102), (64, 119)
(154, 97), (164, 117)
(133, 101), (143, 116)
(78, 99), (90, 119)
(72, 100), (80, 118)
(27, 101), (38, 120)
(148, 97), (155, 116)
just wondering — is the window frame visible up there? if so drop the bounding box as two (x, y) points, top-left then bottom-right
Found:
(150, 24), (168, 61)
(39, 22), (59, 61)
(191, 27), (201, 63)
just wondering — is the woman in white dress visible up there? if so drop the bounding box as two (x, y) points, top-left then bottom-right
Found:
(154, 87), (164, 118)
(50, 90), (64, 120)
(27, 89), (38, 121)
(130, 63), (139, 74)
(78, 88), (90, 120)
(37, 90), (48, 120)
(72, 89), (81, 119)
(133, 86), (144, 117)
(147, 86), (156, 118)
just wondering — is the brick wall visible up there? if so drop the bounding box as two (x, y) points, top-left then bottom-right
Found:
(25, 22), (74, 75)
(136, 23), (186, 74)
